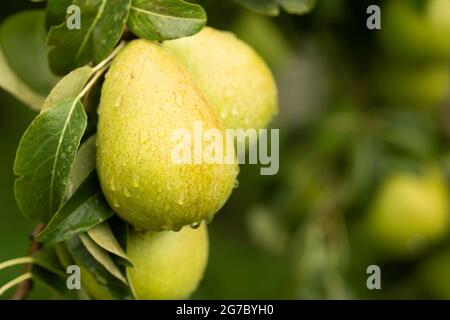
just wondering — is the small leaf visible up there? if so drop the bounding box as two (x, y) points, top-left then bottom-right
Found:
(87, 222), (133, 266)
(127, 0), (207, 41)
(14, 98), (87, 223)
(0, 10), (59, 95)
(279, 0), (317, 15)
(0, 45), (44, 111)
(47, 0), (131, 75)
(65, 235), (132, 299)
(233, 0), (280, 16)
(79, 233), (128, 284)
(41, 66), (94, 112)
(66, 135), (97, 198)
(36, 172), (114, 243)
(46, 0), (73, 29)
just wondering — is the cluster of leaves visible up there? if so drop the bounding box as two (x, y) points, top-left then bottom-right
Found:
(0, 0), (315, 300)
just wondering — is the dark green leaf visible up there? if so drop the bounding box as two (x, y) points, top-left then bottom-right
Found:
(0, 45), (45, 111)
(234, 0), (280, 16)
(279, 0), (316, 15)
(36, 172), (114, 243)
(127, 0), (207, 41)
(65, 235), (132, 299)
(46, 0), (73, 29)
(87, 222), (133, 266)
(0, 10), (59, 95)
(48, 0), (131, 75)
(79, 233), (128, 284)
(14, 98), (87, 223)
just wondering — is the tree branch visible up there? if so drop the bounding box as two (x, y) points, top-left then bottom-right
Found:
(11, 223), (45, 300)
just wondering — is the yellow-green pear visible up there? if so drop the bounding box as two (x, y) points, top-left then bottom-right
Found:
(163, 27), (278, 130)
(97, 40), (238, 231)
(81, 266), (115, 300)
(365, 169), (449, 255)
(380, 0), (450, 61)
(127, 223), (209, 300)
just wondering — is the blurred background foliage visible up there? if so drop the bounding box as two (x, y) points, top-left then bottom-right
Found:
(2, 0), (450, 299)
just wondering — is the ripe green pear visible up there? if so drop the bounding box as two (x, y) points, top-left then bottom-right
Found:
(365, 169), (449, 255)
(163, 27), (278, 130)
(97, 40), (238, 231)
(380, 0), (450, 61)
(127, 223), (209, 300)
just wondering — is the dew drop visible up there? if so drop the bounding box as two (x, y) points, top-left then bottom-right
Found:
(233, 179), (240, 189)
(139, 130), (150, 144)
(123, 187), (131, 198)
(150, 145), (157, 152)
(114, 95), (123, 107)
(112, 198), (120, 208)
(173, 226), (182, 232)
(158, 130), (167, 138)
(132, 174), (140, 188)
(190, 222), (201, 229)
(110, 178), (117, 191)
(166, 181), (173, 191)
(175, 93), (183, 106)
(177, 194), (185, 205)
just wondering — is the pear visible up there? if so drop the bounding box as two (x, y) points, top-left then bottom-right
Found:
(380, 0), (450, 61)
(163, 27), (278, 130)
(81, 266), (115, 300)
(365, 169), (449, 255)
(127, 223), (208, 300)
(97, 39), (238, 231)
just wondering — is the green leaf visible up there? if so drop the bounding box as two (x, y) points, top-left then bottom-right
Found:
(234, 0), (280, 16)
(65, 235), (132, 299)
(14, 98), (87, 223)
(79, 233), (128, 284)
(67, 135), (97, 197)
(0, 45), (44, 111)
(0, 10), (59, 95)
(36, 172), (114, 243)
(279, 0), (317, 15)
(42, 66), (94, 112)
(87, 222), (133, 266)
(46, 0), (73, 29)
(48, 0), (131, 75)
(127, 0), (207, 41)
(32, 266), (78, 299)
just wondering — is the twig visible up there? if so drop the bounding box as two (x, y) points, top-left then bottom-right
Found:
(11, 223), (45, 300)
